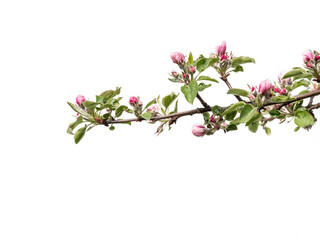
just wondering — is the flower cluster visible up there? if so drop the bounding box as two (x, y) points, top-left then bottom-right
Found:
(67, 42), (320, 144)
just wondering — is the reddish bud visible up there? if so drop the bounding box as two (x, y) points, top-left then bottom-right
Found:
(129, 96), (138, 105)
(215, 41), (227, 56)
(307, 63), (312, 68)
(274, 88), (279, 93)
(279, 89), (286, 95)
(220, 54), (227, 61)
(251, 87), (255, 92)
(170, 52), (185, 64)
(192, 124), (206, 137)
(258, 79), (273, 94)
(302, 50), (314, 62)
(190, 67), (196, 73)
(76, 95), (86, 106)
(95, 117), (103, 124)
(316, 55), (320, 61)
(171, 71), (178, 78)
(210, 116), (216, 123)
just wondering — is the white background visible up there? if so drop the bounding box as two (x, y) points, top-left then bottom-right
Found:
(1, 0), (320, 239)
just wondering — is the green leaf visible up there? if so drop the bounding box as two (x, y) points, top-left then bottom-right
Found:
(270, 95), (295, 103)
(225, 110), (237, 121)
(245, 112), (262, 126)
(226, 124), (238, 132)
(212, 105), (222, 115)
(198, 83), (211, 91)
(292, 79), (310, 90)
(282, 69), (305, 79)
(162, 92), (178, 110)
(227, 88), (249, 97)
(143, 98), (157, 111)
(109, 125), (115, 131)
(188, 52), (193, 65)
(239, 105), (257, 124)
(197, 76), (219, 83)
(100, 87), (121, 101)
(67, 116), (83, 135)
(248, 121), (259, 133)
(222, 102), (246, 116)
(74, 125), (87, 144)
(264, 127), (271, 136)
(141, 112), (152, 120)
(294, 109), (314, 128)
(203, 112), (210, 122)
(115, 105), (128, 118)
(269, 109), (280, 116)
(233, 65), (244, 72)
(96, 95), (103, 103)
(67, 102), (94, 120)
(231, 56), (255, 67)
(196, 57), (219, 73)
(82, 101), (98, 110)
(181, 80), (198, 104)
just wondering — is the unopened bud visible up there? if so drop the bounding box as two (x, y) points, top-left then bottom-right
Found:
(192, 124), (206, 137)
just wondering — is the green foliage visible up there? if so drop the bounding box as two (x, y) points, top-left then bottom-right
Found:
(294, 109), (314, 128)
(231, 56), (255, 67)
(227, 88), (249, 97)
(188, 52), (193, 65)
(115, 105), (128, 118)
(181, 80), (198, 104)
(222, 102), (245, 116)
(198, 83), (211, 91)
(67, 116), (83, 135)
(282, 69), (305, 79)
(239, 105), (257, 124)
(162, 92), (178, 110)
(195, 57), (219, 73)
(197, 76), (219, 83)
(74, 125), (87, 144)
(141, 112), (152, 120)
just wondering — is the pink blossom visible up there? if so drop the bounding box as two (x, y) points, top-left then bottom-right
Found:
(274, 88), (279, 93)
(258, 79), (273, 94)
(129, 96), (138, 105)
(190, 67), (196, 73)
(220, 54), (227, 61)
(146, 105), (158, 113)
(251, 87), (255, 92)
(210, 116), (216, 123)
(171, 71), (178, 78)
(307, 63), (312, 68)
(316, 55), (320, 61)
(302, 50), (314, 62)
(76, 94), (86, 106)
(192, 124), (206, 137)
(215, 41), (226, 56)
(170, 52), (185, 64)
(279, 89), (286, 95)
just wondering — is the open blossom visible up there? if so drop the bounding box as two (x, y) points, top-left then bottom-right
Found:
(129, 96), (138, 105)
(215, 41), (226, 56)
(192, 124), (206, 137)
(76, 95), (86, 106)
(303, 50), (314, 62)
(258, 79), (273, 94)
(170, 52), (185, 64)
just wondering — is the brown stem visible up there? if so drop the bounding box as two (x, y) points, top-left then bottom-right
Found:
(196, 93), (210, 108)
(104, 89), (320, 126)
(220, 76), (243, 102)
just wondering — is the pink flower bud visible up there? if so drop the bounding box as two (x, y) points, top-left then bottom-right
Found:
(171, 71), (178, 78)
(76, 94), (86, 106)
(190, 67), (196, 73)
(146, 105), (158, 113)
(279, 89), (286, 95)
(274, 88), (279, 93)
(302, 50), (314, 62)
(258, 79), (273, 94)
(170, 52), (185, 64)
(316, 55), (320, 61)
(307, 63), (312, 68)
(249, 95), (254, 100)
(192, 124), (206, 137)
(221, 122), (228, 128)
(215, 41), (227, 56)
(183, 73), (189, 79)
(220, 54), (227, 61)
(129, 96), (138, 105)
(251, 87), (255, 92)
(210, 116), (216, 123)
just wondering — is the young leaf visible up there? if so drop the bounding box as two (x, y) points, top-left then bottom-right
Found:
(226, 124), (238, 132)
(143, 98), (157, 111)
(203, 112), (210, 123)
(188, 52), (193, 65)
(198, 83), (211, 91)
(264, 127), (271, 136)
(67, 116), (83, 135)
(227, 88), (249, 97)
(74, 125), (87, 144)
(181, 80), (198, 104)
(162, 92), (178, 110)
(232, 65), (244, 72)
(231, 56), (255, 67)
(248, 121), (259, 133)
(282, 69), (305, 79)
(141, 112), (152, 120)
(222, 102), (246, 116)
(115, 105), (128, 118)
(294, 109), (314, 128)
(239, 105), (257, 124)
(197, 76), (219, 83)
(82, 101), (98, 110)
